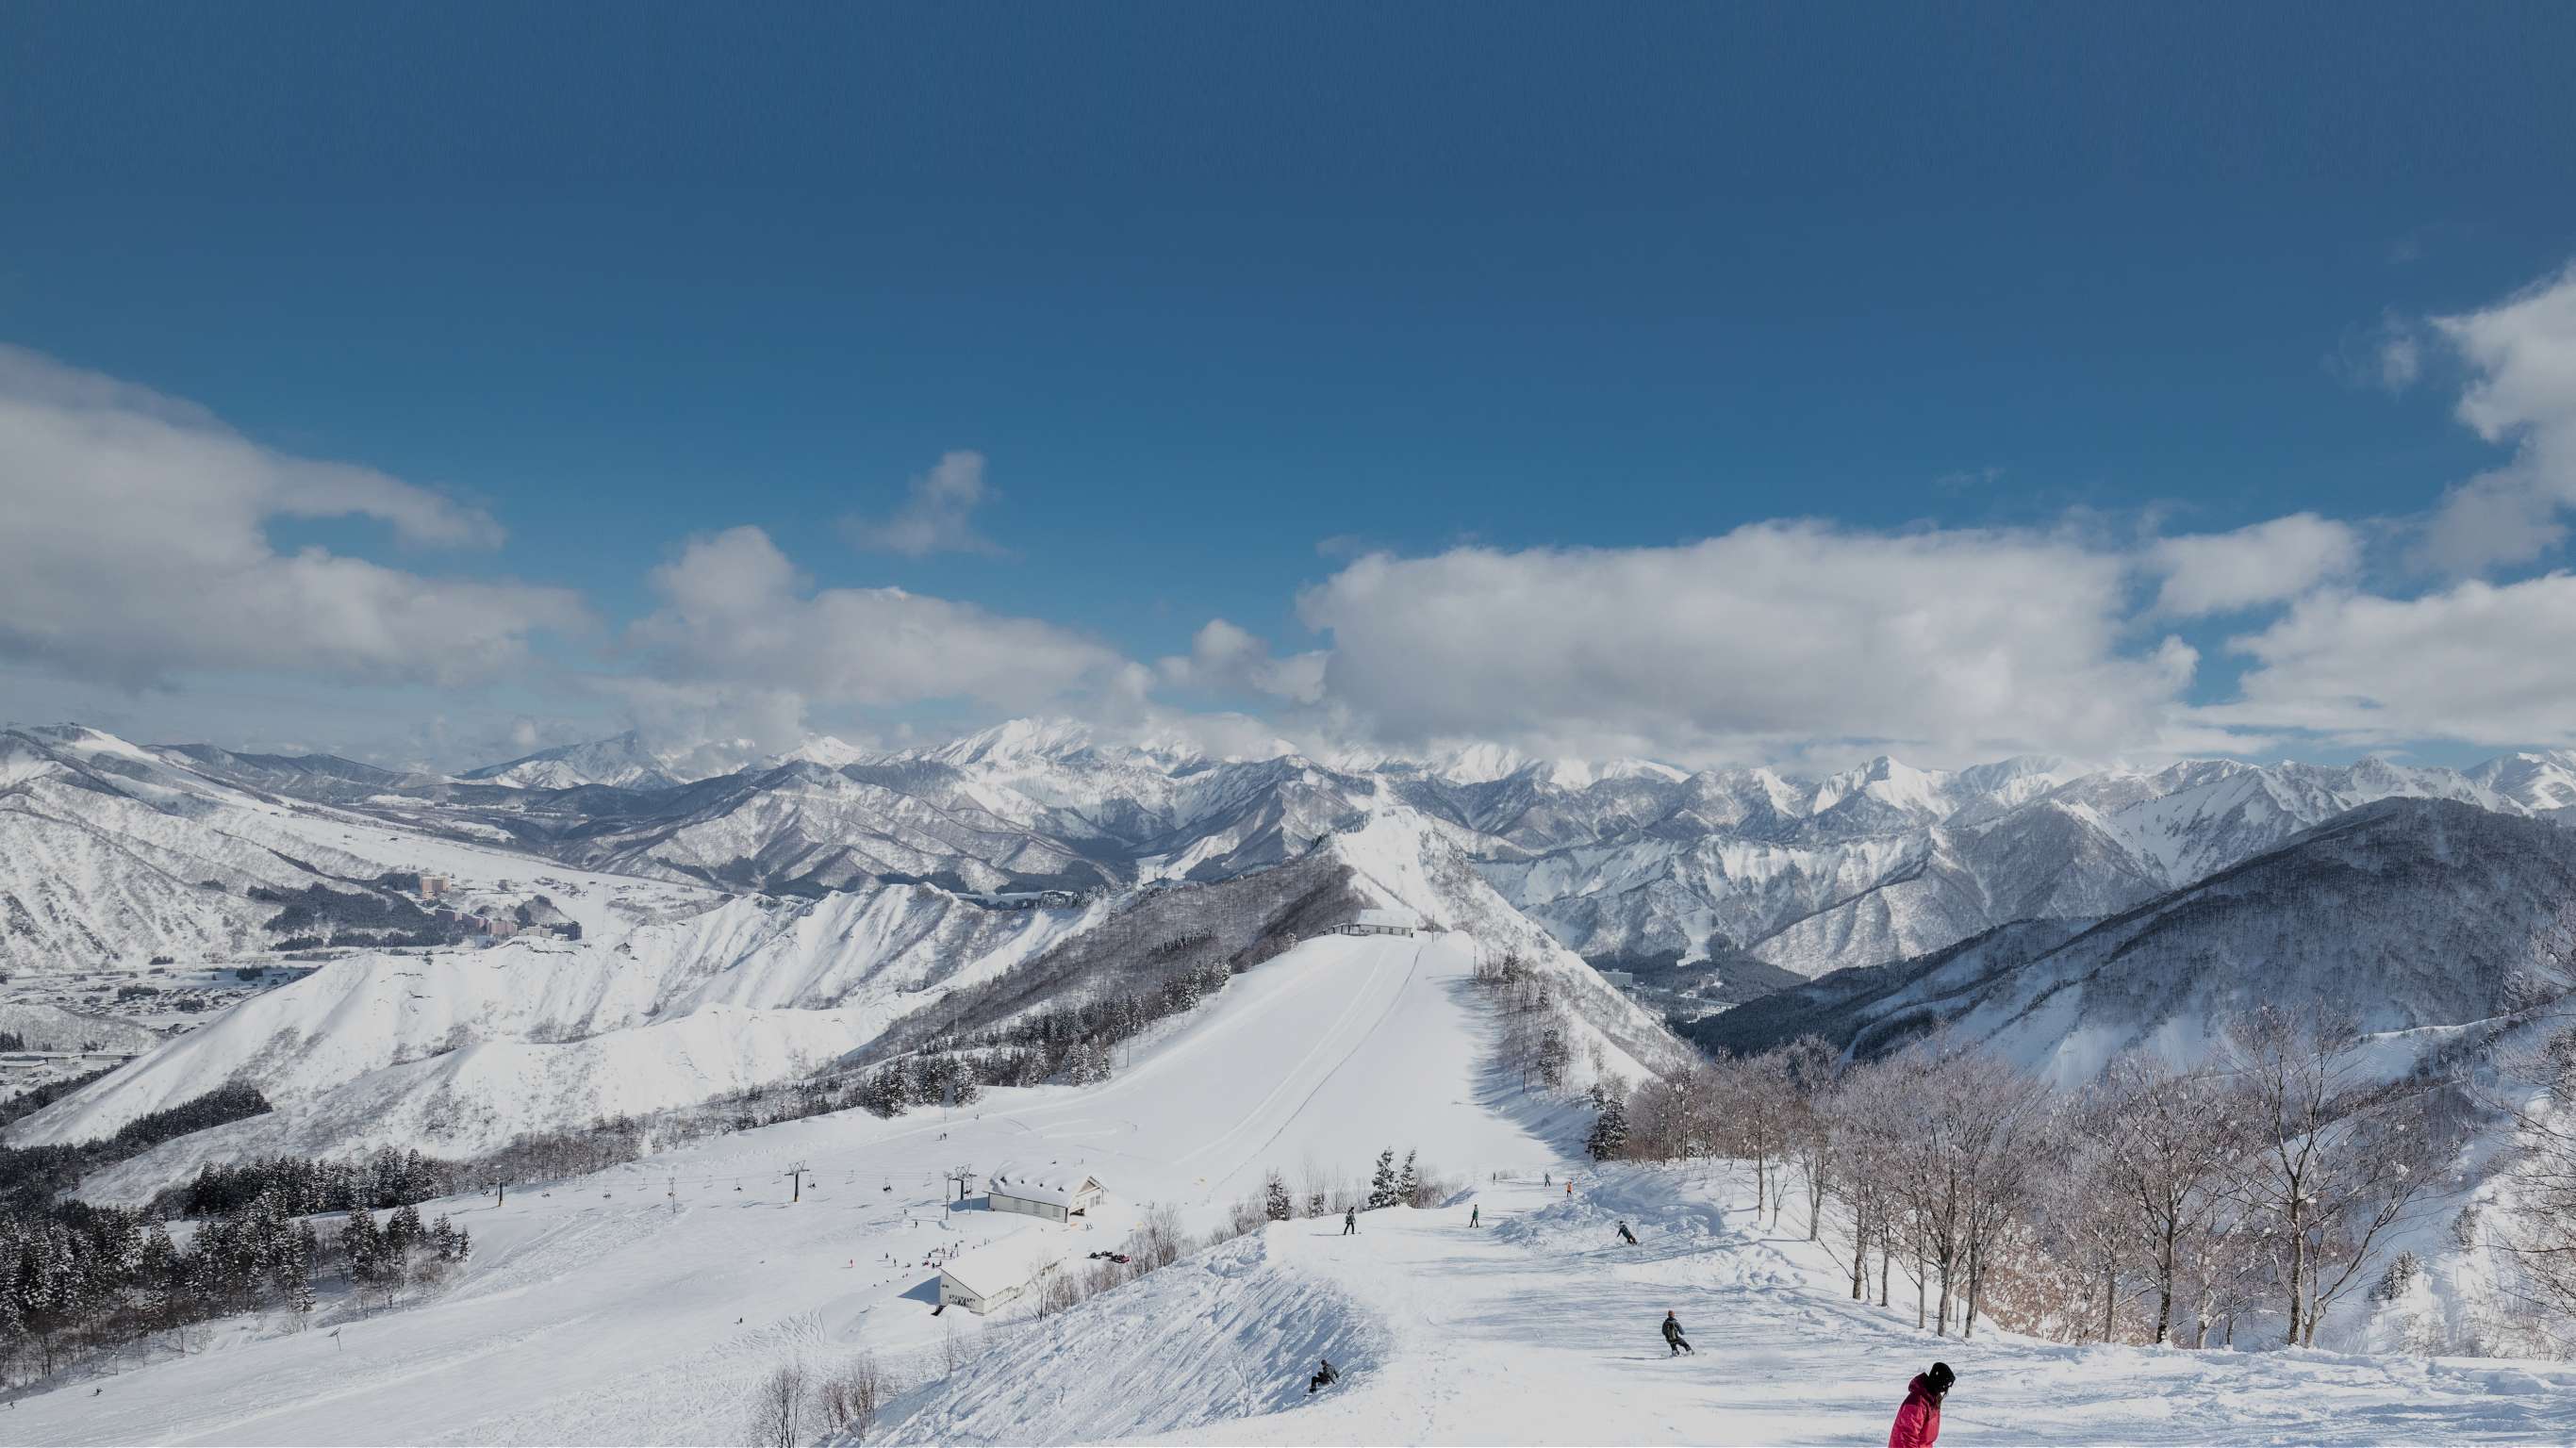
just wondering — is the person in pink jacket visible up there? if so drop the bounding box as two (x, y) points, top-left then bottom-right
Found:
(1889, 1361), (1953, 1448)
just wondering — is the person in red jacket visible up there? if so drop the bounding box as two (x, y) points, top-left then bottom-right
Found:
(1889, 1361), (1953, 1448)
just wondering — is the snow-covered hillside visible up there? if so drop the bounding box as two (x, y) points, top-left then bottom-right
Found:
(883, 1165), (2576, 1445)
(11, 932), (2568, 1445)
(19, 883), (1098, 1166)
(4, 930), (1581, 1443)
(1695, 798), (2576, 1085)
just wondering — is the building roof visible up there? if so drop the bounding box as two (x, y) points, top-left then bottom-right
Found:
(987, 1162), (1103, 1209)
(1352, 908), (1421, 930)
(939, 1227), (1077, 1298)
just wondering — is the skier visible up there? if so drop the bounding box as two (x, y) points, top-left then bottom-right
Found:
(1660, 1310), (1693, 1357)
(1470, 1204), (1480, 1228)
(1308, 1358), (1339, 1394)
(1887, 1361), (1952, 1448)
(1617, 1220), (1638, 1245)
(1565, 1180), (1574, 1197)
(1343, 1209), (1357, 1236)
(1544, 1172), (1552, 1187)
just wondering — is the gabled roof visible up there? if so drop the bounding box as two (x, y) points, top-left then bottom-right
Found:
(939, 1228), (1074, 1298)
(987, 1162), (1104, 1208)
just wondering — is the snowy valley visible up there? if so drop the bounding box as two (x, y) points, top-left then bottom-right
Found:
(6, 718), (2576, 1442)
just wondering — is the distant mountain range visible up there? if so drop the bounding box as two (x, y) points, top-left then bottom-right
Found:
(1693, 797), (2576, 1078)
(10, 716), (2576, 988)
(9, 714), (2576, 1179)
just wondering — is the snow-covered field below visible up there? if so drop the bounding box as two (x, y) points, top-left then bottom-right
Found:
(12, 928), (2575, 1445)
(3, 931), (1569, 1444)
(888, 1165), (2576, 1445)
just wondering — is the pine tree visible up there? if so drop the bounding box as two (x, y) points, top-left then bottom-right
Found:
(387, 1202), (424, 1256)
(1264, 1171), (1293, 1222)
(1397, 1150), (1420, 1207)
(340, 1207), (386, 1299)
(1367, 1148), (1398, 1209)
(1587, 1092), (1629, 1160)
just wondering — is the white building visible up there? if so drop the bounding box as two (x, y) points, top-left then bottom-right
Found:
(1335, 908), (1421, 938)
(937, 1230), (1074, 1315)
(986, 1163), (1106, 1223)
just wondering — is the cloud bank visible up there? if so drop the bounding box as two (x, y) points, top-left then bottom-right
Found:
(0, 344), (583, 691)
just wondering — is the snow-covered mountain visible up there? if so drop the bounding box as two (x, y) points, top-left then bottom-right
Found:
(461, 731), (688, 791)
(10, 717), (2565, 987)
(1694, 798), (2576, 1084)
(8, 713), (2568, 1184)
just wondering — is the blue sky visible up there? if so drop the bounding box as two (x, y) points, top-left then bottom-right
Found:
(6, 5), (2576, 770)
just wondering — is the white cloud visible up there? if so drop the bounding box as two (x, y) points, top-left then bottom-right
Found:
(1291, 524), (2206, 766)
(627, 525), (1127, 731)
(0, 343), (585, 690)
(2202, 573), (2576, 748)
(2419, 263), (2576, 572)
(2148, 514), (2362, 617)
(844, 450), (1003, 556)
(1156, 618), (1329, 704)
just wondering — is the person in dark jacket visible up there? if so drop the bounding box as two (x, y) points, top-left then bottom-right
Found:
(1469, 1205), (1480, 1227)
(1308, 1358), (1339, 1393)
(1888, 1361), (1953, 1448)
(1660, 1310), (1692, 1356)
(1343, 1209), (1357, 1236)
(1616, 1221), (1639, 1245)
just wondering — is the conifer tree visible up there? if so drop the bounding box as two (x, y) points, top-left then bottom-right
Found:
(1264, 1171), (1293, 1222)
(1587, 1091), (1630, 1160)
(1367, 1148), (1398, 1209)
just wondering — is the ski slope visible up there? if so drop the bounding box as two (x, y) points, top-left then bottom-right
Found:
(887, 1166), (2576, 1446)
(5, 930), (1568, 1445)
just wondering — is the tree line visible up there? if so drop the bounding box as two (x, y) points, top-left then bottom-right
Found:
(0, 1083), (272, 1217)
(1601, 1006), (2475, 1351)
(2, 1172), (469, 1388)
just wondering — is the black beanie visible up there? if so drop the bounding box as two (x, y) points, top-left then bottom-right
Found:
(1927, 1361), (1956, 1391)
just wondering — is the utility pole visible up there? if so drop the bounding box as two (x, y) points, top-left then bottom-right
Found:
(491, 1179), (505, 1207)
(667, 1173), (680, 1217)
(787, 1161), (808, 1204)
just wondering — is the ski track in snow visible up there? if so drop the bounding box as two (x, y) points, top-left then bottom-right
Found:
(891, 1169), (2576, 1446)
(1, 932), (1560, 1445)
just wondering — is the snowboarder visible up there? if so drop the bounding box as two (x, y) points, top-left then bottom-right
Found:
(1565, 1180), (1574, 1197)
(1308, 1358), (1339, 1394)
(1470, 1204), (1480, 1228)
(1343, 1209), (1358, 1236)
(1660, 1310), (1692, 1356)
(1888, 1362), (1952, 1447)
(1616, 1220), (1638, 1245)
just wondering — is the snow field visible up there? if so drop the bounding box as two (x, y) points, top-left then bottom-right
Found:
(3, 931), (1561, 1444)
(888, 1165), (2576, 1446)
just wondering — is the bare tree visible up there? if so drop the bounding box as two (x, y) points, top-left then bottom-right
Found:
(2095, 1051), (2248, 1343)
(748, 1358), (810, 1448)
(1775, 1036), (1842, 1241)
(817, 1352), (891, 1439)
(2221, 1006), (2454, 1346)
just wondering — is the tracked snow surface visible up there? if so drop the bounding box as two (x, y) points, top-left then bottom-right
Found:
(8, 930), (2571, 1445)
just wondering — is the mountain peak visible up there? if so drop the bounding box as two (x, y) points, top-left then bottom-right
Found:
(924, 716), (1098, 767)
